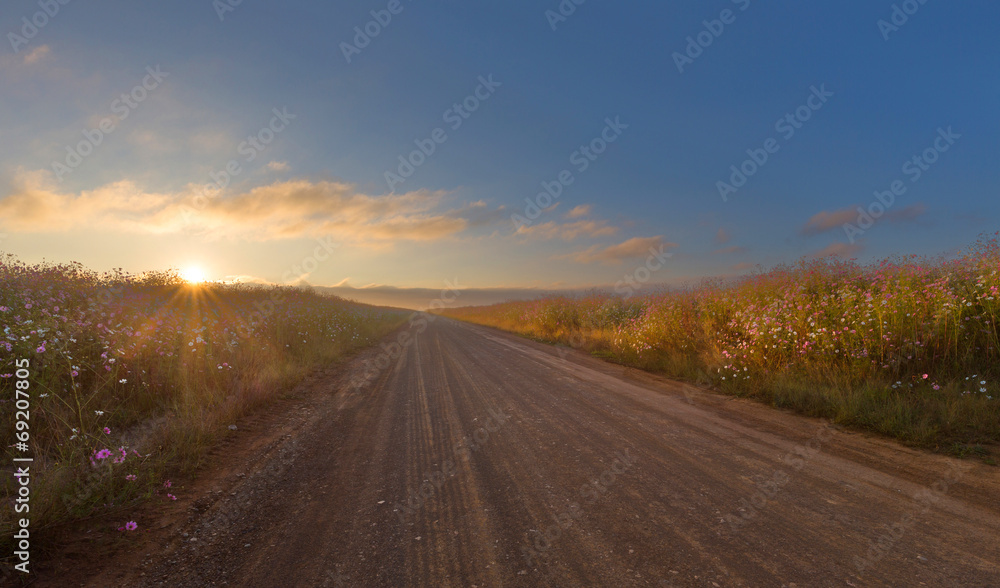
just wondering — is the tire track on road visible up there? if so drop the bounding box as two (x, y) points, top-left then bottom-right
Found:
(100, 317), (1000, 588)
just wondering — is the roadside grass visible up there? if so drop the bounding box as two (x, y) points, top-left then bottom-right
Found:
(441, 234), (1000, 457)
(0, 255), (406, 560)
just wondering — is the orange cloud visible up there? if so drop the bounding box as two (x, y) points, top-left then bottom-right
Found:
(801, 203), (927, 236)
(564, 204), (592, 219)
(800, 207), (860, 236)
(810, 242), (864, 259)
(0, 169), (173, 233)
(0, 169), (493, 246)
(515, 219), (617, 241)
(22, 45), (50, 65)
(558, 236), (678, 264)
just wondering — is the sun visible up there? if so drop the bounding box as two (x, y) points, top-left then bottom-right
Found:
(180, 266), (206, 284)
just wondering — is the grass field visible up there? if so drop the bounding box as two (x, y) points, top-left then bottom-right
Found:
(0, 255), (406, 553)
(443, 234), (1000, 456)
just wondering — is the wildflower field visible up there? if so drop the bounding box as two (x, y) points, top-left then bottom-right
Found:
(443, 235), (1000, 455)
(0, 255), (405, 555)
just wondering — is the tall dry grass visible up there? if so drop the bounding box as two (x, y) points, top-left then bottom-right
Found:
(0, 255), (405, 553)
(444, 234), (1000, 454)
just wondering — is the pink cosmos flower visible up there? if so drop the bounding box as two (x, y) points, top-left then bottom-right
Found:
(126, 474), (137, 481)
(103, 427), (111, 435)
(125, 521), (137, 531)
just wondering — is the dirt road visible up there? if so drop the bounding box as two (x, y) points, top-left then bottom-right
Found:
(62, 318), (1000, 587)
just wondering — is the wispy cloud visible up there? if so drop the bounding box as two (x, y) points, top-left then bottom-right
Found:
(800, 207), (861, 236)
(0, 169), (499, 246)
(801, 203), (928, 236)
(515, 219), (617, 241)
(557, 236), (677, 264)
(0, 169), (175, 233)
(22, 45), (50, 65)
(266, 160), (290, 172)
(886, 203), (928, 222)
(564, 204), (591, 219)
(809, 241), (864, 259)
(715, 227), (731, 244)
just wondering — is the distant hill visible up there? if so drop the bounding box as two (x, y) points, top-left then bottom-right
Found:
(313, 284), (597, 311)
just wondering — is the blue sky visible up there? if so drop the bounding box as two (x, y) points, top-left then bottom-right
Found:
(1, 0), (997, 304)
